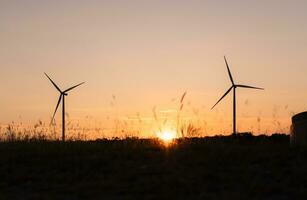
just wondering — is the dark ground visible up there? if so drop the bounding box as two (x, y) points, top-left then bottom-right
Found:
(0, 134), (306, 200)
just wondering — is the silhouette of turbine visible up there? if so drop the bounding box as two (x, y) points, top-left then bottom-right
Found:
(45, 73), (85, 141)
(211, 56), (264, 135)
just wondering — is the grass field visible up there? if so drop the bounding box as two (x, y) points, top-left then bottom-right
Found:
(0, 134), (306, 199)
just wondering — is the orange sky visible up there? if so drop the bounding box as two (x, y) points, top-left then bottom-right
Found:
(1, 0), (307, 138)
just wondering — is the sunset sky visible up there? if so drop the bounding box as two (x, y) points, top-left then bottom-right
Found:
(1, 0), (307, 137)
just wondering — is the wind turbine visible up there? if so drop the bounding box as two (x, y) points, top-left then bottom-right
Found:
(211, 56), (264, 135)
(45, 73), (85, 141)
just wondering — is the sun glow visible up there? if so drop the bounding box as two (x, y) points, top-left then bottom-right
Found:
(158, 130), (177, 142)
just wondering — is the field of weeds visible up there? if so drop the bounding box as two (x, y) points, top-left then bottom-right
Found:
(0, 134), (306, 199)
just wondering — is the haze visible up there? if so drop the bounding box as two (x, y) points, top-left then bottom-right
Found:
(1, 0), (307, 137)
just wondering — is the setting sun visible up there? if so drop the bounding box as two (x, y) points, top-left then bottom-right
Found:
(158, 130), (177, 142)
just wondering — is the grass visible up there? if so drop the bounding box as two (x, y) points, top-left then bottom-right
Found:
(0, 134), (307, 199)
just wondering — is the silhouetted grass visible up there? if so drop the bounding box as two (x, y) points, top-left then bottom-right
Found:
(1, 134), (307, 199)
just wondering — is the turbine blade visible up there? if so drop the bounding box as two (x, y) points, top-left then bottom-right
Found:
(64, 82), (85, 93)
(236, 85), (264, 90)
(224, 56), (234, 85)
(211, 86), (233, 110)
(51, 94), (62, 124)
(44, 73), (62, 93)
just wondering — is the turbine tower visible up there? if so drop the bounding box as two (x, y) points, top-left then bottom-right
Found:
(45, 73), (85, 141)
(211, 56), (264, 135)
